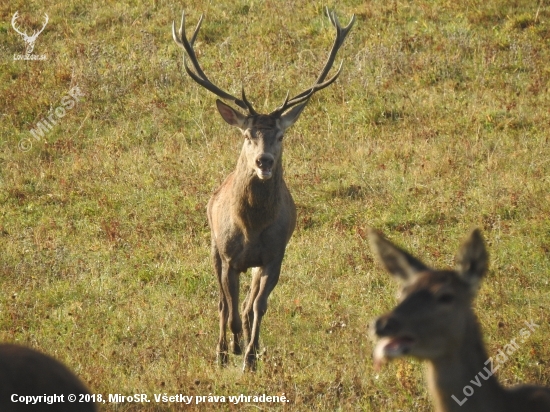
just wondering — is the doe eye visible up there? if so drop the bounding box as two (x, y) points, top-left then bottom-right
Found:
(437, 294), (454, 304)
(277, 134), (284, 142)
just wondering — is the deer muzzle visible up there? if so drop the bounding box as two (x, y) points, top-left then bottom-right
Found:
(373, 314), (415, 370)
(255, 154), (274, 180)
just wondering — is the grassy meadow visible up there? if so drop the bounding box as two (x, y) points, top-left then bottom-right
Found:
(1, 0), (550, 410)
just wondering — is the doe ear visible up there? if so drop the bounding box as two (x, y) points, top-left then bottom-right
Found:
(367, 228), (429, 282)
(279, 100), (309, 132)
(456, 228), (488, 294)
(216, 99), (248, 130)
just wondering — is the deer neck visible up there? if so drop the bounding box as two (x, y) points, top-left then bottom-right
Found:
(231, 152), (283, 232)
(427, 314), (506, 412)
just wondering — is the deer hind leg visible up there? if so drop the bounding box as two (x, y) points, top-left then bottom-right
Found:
(243, 262), (281, 371)
(242, 267), (262, 349)
(213, 248), (229, 366)
(221, 262), (242, 356)
(217, 290), (229, 366)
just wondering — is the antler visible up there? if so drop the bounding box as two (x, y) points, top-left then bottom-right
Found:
(11, 12), (29, 39)
(269, 7), (355, 117)
(172, 11), (257, 115)
(172, 8), (355, 117)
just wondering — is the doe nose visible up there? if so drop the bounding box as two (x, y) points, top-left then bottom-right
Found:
(375, 315), (401, 336)
(256, 154), (274, 169)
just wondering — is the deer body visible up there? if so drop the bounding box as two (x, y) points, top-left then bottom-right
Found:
(426, 320), (550, 412)
(369, 229), (550, 412)
(0, 344), (97, 412)
(209, 152), (295, 272)
(208, 115), (297, 368)
(173, 8), (354, 370)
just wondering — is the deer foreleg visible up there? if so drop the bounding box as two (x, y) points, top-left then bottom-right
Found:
(242, 267), (262, 348)
(243, 262), (281, 371)
(221, 263), (242, 356)
(213, 249), (229, 366)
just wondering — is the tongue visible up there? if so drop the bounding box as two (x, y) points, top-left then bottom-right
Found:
(386, 337), (413, 350)
(373, 337), (414, 370)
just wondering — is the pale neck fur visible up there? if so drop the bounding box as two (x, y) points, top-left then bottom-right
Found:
(231, 149), (283, 233)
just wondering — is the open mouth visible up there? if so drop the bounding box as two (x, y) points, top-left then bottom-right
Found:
(256, 168), (272, 179)
(373, 336), (415, 370)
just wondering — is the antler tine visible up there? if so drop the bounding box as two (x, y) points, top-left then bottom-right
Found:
(280, 91), (290, 109)
(316, 7), (355, 84)
(269, 8), (354, 117)
(241, 87), (258, 116)
(271, 61), (343, 115)
(172, 11), (254, 113)
(189, 13), (202, 45)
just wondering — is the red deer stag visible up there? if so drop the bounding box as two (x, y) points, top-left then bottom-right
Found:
(369, 228), (550, 412)
(173, 8), (355, 370)
(0, 344), (97, 411)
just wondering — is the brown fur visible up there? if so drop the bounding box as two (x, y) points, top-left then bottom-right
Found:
(0, 344), (97, 412)
(208, 111), (297, 371)
(369, 229), (550, 412)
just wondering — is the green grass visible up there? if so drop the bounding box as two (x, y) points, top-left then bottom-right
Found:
(1, 0), (550, 410)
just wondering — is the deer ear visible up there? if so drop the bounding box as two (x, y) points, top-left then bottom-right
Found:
(279, 100), (308, 131)
(456, 229), (488, 294)
(367, 228), (429, 282)
(216, 100), (247, 130)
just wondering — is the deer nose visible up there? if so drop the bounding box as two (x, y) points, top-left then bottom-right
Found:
(256, 154), (274, 170)
(375, 315), (401, 337)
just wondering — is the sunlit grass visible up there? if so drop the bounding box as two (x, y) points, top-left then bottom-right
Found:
(1, 0), (549, 410)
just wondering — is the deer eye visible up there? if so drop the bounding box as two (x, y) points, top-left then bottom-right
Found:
(437, 294), (454, 304)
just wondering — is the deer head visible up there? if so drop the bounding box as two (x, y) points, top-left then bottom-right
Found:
(368, 228), (489, 370)
(172, 8), (355, 180)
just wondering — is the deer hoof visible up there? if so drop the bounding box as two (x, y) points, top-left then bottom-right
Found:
(217, 351), (228, 367)
(230, 340), (242, 355)
(242, 353), (257, 372)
